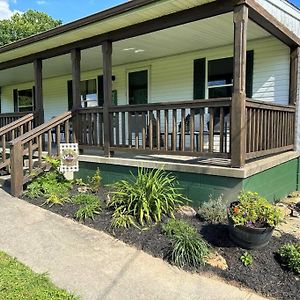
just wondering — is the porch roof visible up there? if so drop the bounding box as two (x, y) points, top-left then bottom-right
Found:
(0, 0), (299, 72)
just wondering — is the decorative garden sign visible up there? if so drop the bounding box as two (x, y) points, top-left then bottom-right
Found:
(59, 143), (79, 173)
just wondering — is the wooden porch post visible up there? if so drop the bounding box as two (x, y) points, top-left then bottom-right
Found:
(71, 48), (81, 143)
(289, 47), (299, 106)
(102, 40), (112, 157)
(231, 4), (248, 168)
(34, 59), (44, 126)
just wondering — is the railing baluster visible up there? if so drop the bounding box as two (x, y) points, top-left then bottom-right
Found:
(135, 112), (139, 149)
(128, 112), (132, 148)
(121, 112), (126, 147)
(149, 111), (153, 150)
(199, 108), (204, 152)
(172, 109), (176, 151)
(190, 109), (195, 152)
(180, 109), (185, 151)
(157, 110), (161, 150)
(220, 108), (224, 153)
(209, 108), (214, 152)
(2, 135), (6, 164)
(164, 110), (168, 151)
(28, 141), (33, 174)
(38, 135), (42, 165)
(65, 120), (70, 143)
(47, 130), (52, 155)
(142, 112), (146, 150)
(56, 125), (60, 156)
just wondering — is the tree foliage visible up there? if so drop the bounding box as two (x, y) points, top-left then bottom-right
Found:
(0, 10), (62, 47)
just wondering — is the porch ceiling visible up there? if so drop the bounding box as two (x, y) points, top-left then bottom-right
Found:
(0, 13), (270, 86)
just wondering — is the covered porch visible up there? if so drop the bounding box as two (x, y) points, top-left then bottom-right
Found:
(0, 0), (299, 197)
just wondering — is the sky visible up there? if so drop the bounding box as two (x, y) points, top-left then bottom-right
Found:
(0, 0), (300, 23)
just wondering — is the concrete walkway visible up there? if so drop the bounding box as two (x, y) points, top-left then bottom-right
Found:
(0, 189), (267, 300)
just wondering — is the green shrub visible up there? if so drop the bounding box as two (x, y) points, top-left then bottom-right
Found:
(87, 168), (102, 193)
(198, 195), (227, 223)
(109, 168), (186, 227)
(111, 211), (136, 229)
(278, 243), (300, 274)
(162, 218), (196, 238)
(25, 181), (43, 199)
(229, 191), (282, 227)
(42, 155), (61, 169)
(240, 252), (253, 266)
(25, 170), (72, 206)
(162, 219), (210, 269)
(72, 193), (101, 221)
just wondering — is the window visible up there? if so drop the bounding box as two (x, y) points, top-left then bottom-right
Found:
(14, 88), (34, 112)
(80, 79), (97, 108)
(208, 57), (233, 99)
(128, 70), (148, 105)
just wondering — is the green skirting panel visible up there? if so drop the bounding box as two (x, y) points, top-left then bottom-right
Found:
(76, 157), (300, 207)
(242, 157), (300, 203)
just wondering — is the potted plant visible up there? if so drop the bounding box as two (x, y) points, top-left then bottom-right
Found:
(228, 191), (282, 249)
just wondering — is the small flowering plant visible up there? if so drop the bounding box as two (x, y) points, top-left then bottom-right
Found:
(228, 191), (282, 228)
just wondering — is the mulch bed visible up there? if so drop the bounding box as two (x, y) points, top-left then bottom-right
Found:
(23, 186), (300, 300)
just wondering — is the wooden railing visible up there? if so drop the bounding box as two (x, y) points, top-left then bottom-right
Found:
(0, 113), (35, 170)
(245, 99), (296, 160)
(76, 98), (231, 157)
(10, 112), (73, 197)
(75, 107), (104, 148)
(0, 112), (28, 127)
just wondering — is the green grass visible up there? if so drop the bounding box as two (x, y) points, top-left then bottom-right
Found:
(0, 251), (79, 300)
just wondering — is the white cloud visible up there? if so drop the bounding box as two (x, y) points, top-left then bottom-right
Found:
(36, 0), (46, 5)
(0, 0), (21, 20)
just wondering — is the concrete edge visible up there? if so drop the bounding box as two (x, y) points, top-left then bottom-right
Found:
(244, 151), (300, 178)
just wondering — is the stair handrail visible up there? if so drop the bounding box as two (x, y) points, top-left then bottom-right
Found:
(0, 113), (35, 171)
(9, 111), (74, 197)
(0, 113), (34, 136)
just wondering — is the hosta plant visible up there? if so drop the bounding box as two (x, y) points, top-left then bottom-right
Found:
(109, 168), (186, 227)
(228, 191), (282, 228)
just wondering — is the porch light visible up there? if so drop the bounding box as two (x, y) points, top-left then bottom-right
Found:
(122, 47), (135, 51)
(134, 49), (145, 53)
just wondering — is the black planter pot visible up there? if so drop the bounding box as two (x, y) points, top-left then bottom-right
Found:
(228, 201), (274, 249)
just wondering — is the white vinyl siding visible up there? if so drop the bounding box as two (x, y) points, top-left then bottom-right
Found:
(0, 36), (290, 120)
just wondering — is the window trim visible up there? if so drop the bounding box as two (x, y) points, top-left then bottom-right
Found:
(14, 88), (34, 112)
(126, 66), (150, 105)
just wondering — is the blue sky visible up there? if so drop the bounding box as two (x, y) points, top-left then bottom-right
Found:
(1, 0), (300, 23)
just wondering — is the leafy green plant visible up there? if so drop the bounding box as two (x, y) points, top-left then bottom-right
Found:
(87, 168), (102, 193)
(228, 191), (282, 228)
(42, 155), (61, 169)
(109, 168), (186, 227)
(240, 252), (253, 267)
(162, 219), (210, 269)
(162, 218), (196, 238)
(73, 178), (87, 186)
(25, 181), (43, 199)
(72, 193), (101, 221)
(111, 211), (137, 229)
(43, 193), (69, 207)
(198, 194), (227, 223)
(278, 243), (300, 274)
(25, 170), (72, 206)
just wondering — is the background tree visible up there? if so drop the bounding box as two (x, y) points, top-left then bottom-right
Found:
(0, 10), (62, 46)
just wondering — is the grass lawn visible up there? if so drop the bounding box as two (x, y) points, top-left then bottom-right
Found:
(0, 251), (79, 300)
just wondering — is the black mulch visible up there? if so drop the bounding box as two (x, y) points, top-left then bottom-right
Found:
(23, 186), (300, 300)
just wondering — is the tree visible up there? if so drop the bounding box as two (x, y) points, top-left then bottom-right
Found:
(0, 10), (62, 47)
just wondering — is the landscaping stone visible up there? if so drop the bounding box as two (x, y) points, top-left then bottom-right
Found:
(177, 205), (197, 217)
(205, 252), (228, 270)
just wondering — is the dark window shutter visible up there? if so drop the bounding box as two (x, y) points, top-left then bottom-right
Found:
(246, 50), (254, 98)
(193, 58), (206, 99)
(13, 89), (18, 112)
(67, 80), (73, 110)
(98, 75), (104, 106)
